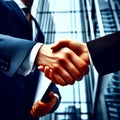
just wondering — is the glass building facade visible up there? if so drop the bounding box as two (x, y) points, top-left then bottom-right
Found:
(31, 0), (120, 120)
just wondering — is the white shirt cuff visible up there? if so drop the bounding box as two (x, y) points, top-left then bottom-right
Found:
(17, 43), (43, 76)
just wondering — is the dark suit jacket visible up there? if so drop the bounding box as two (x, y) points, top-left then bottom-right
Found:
(0, 0), (61, 120)
(87, 31), (120, 75)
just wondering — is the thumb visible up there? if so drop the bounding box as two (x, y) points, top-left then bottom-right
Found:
(38, 66), (44, 72)
(80, 52), (90, 65)
(47, 91), (58, 107)
(51, 40), (70, 52)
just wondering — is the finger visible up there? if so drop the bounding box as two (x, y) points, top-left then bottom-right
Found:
(44, 67), (58, 84)
(38, 65), (44, 72)
(52, 63), (76, 85)
(59, 58), (83, 81)
(38, 66), (56, 83)
(30, 104), (37, 118)
(52, 72), (69, 86)
(45, 67), (75, 85)
(47, 91), (57, 106)
(47, 69), (74, 86)
(41, 66), (67, 85)
(30, 100), (49, 118)
(38, 65), (71, 85)
(51, 40), (69, 52)
(76, 76), (83, 81)
(44, 66), (51, 78)
(50, 49), (83, 84)
(54, 48), (87, 81)
(79, 52), (90, 64)
(48, 69), (57, 82)
(68, 52), (89, 76)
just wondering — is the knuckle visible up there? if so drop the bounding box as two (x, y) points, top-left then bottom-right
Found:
(60, 82), (68, 86)
(75, 72), (82, 80)
(62, 48), (71, 56)
(65, 48), (71, 56)
(69, 80), (75, 85)
(52, 63), (59, 71)
(77, 76), (83, 81)
(81, 63), (89, 75)
(65, 76), (75, 85)
(58, 56), (67, 65)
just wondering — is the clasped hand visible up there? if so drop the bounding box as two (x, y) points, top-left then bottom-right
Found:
(36, 40), (90, 86)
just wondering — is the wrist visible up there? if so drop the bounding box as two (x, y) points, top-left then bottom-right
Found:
(34, 44), (44, 66)
(82, 43), (90, 64)
(35, 44), (53, 66)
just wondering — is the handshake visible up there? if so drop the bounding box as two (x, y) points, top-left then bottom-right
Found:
(32, 32), (120, 117)
(31, 40), (90, 118)
(35, 40), (90, 86)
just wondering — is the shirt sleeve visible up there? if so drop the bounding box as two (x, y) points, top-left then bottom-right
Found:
(17, 43), (43, 76)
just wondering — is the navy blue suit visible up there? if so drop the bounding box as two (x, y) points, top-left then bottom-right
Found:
(0, 0), (61, 120)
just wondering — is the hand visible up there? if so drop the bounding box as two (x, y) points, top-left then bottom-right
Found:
(30, 91), (58, 118)
(38, 41), (89, 85)
(35, 44), (89, 86)
(38, 40), (90, 83)
(51, 40), (90, 64)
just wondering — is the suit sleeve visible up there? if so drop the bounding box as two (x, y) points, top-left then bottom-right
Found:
(0, 34), (36, 77)
(87, 31), (120, 75)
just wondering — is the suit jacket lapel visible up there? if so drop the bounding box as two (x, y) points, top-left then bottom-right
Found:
(5, 0), (29, 27)
(4, 0), (45, 43)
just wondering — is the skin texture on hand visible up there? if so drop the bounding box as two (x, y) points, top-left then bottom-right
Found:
(35, 44), (89, 86)
(51, 40), (90, 64)
(37, 40), (90, 85)
(30, 91), (57, 118)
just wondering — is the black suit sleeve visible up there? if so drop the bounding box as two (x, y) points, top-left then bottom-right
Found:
(87, 31), (120, 75)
